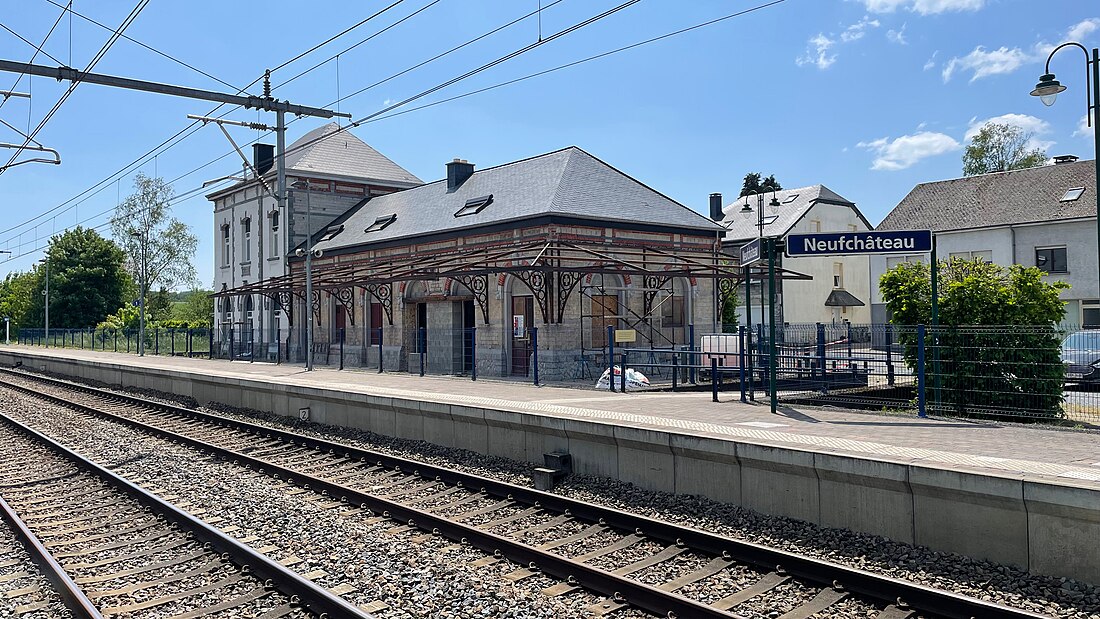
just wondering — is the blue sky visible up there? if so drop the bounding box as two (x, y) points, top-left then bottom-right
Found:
(0, 0), (1096, 288)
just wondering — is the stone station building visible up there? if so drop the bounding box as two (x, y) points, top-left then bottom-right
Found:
(218, 146), (758, 381)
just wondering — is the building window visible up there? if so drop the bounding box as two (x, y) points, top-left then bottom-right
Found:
(1061, 187), (1085, 202)
(661, 295), (684, 328)
(886, 255), (924, 269)
(1083, 300), (1100, 328)
(847, 224), (858, 232)
(221, 225), (230, 267)
(833, 262), (844, 288)
(810, 219), (821, 233)
(241, 219), (252, 263)
(1035, 247), (1068, 273)
(365, 214), (397, 233)
(949, 250), (992, 262)
(369, 302), (383, 345)
(455, 194), (494, 217)
(269, 211), (279, 253)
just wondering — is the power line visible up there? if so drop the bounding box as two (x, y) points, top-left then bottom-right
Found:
(270, 0), (409, 73)
(0, 23), (65, 66)
(39, 0), (243, 92)
(0, 0), (150, 174)
(0, 0), (551, 245)
(0, 5), (67, 114)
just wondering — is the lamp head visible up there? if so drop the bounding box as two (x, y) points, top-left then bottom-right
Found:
(295, 248), (306, 258)
(769, 197), (781, 207)
(740, 201), (753, 213)
(1030, 73), (1066, 106)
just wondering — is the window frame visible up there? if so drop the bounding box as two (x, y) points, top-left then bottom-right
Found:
(1035, 246), (1068, 274)
(241, 218), (252, 263)
(221, 224), (231, 267)
(365, 214), (397, 233)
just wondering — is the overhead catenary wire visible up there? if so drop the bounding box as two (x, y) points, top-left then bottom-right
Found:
(0, 0), (150, 175)
(39, 0), (244, 92)
(0, 0), (556, 246)
(0, 4), (68, 115)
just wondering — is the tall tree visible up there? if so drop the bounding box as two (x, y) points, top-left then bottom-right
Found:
(171, 289), (215, 326)
(739, 172), (782, 197)
(962, 122), (1048, 176)
(41, 227), (134, 328)
(111, 173), (199, 297)
(0, 270), (41, 330)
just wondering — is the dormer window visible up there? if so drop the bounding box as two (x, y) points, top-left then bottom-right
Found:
(455, 194), (493, 217)
(365, 214), (397, 233)
(1061, 187), (1085, 202)
(320, 224), (344, 241)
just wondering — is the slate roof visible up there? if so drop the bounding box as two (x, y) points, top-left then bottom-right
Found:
(878, 159), (1096, 232)
(719, 185), (864, 242)
(311, 146), (723, 253)
(283, 122), (421, 186)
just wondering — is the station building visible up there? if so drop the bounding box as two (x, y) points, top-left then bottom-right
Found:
(218, 143), (751, 381)
(207, 123), (421, 358)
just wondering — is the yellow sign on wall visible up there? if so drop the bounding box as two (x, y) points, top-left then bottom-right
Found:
(614, 329), (636, 343)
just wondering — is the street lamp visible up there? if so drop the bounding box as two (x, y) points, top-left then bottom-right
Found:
(130, 230), (146, 356)
(1030, 41), (1100, 306)
(291, 179), (316, 371)
(37, 258), (48, 347)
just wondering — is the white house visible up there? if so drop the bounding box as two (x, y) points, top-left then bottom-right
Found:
(869, 156), (1098, 328)
(716, 185), (874, 325)
(207, 123), (421, 355)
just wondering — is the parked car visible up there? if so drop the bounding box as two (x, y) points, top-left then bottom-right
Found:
(1062, 330), (1100, 385)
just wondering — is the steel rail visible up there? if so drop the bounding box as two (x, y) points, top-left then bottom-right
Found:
(0, 494), (103, 619)
(0, 368), (1052, 619)
(0, 405), (373, 619)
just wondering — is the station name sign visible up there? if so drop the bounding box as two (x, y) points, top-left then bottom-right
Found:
(785, 230), (932, 257)
(740, 238), (762, 266)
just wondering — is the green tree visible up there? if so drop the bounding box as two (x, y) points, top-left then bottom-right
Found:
(880, 258), (1068, 418)
(147, 287), (173, 322)
(0, 270), (40, 330)
(739, 172), (782, 197)
(962, 122), (1047, 176)
(26, 228), (134, 328)
(171, 289), (214, 326)
(110, 173), (199, 297)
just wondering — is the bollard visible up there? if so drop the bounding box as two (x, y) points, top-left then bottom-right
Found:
(114, 331), (118, 353)
(746, 325), (755, 402)
(739, 326), (747, 403)
(531, 327), (539, 386)
(171, 329), (176, 356)
(377, 328), (384, 373)
(419, 327), (426, 377)
(154, 327), (159, 355)
(607, 325), (615, 393)
(339, 328), (345, 370)
(620, 353), (628, 393)
(917, 324), (927, 418)
(711, 358), (719, 403)
(209, 328), (214, 360)
(885, 325), (895, 386)
(671, 354), (678, 391)
(471, 327), (477, 381)
(688, 324), (697, 384)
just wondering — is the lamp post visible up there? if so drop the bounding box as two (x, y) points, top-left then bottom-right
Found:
(130, 230), (146, 356)
(740, 189), (781, 410)
(291, 180), (315, 371)
(37, 258), (48, 346)
(1030, 42), (1100, 305)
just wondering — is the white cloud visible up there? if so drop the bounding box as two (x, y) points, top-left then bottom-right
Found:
(942, 46), (1029, 82)
(841, 16), (880, 42)
(857, 0), (983, 15)
(1067, 17), (1100, 41)
(857, 131), (961, 170)
(382, 98), (395, 106)
(923, 50), (938, 71)
(1074, 114), (1092, 138)
(796, 33), (837, 69)
(886, 23), (908, 45)
(965, 113), (1055, 152)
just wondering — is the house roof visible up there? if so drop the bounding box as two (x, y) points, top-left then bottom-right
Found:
(283, 122), (421, 186)
(877, 159), (1097, 232)
(719, 185), (865, 242)
(206, 123), (421, 200)
(310, 146), (724, 253)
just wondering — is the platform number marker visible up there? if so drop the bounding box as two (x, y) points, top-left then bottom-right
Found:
(298, 407), (311, 422)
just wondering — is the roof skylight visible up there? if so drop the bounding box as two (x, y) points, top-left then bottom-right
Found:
(319, 224), (344, 241)
(365, 214), (397, 233)
(1060, 187), (1085, 202)
(782, 193), (799, 204)
(455, 194), (493, 217)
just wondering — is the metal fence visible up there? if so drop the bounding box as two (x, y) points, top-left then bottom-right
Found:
(18, 327), (213, 358)
(17, 322), (1100, 425)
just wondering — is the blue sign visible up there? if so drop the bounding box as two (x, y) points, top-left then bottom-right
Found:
(740, 238), (763, 266)
(785, 230), (932, 257)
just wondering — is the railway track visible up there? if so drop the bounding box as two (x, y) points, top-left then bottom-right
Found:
(0, 397), (372, 619)
(0, 367), (1052, 619)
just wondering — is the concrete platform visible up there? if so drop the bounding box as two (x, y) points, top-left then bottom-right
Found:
(3, 345), (1100, 584)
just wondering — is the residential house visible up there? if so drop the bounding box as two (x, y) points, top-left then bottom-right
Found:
(715, 185), (874, 325)
(869, 156), (1098, 328)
